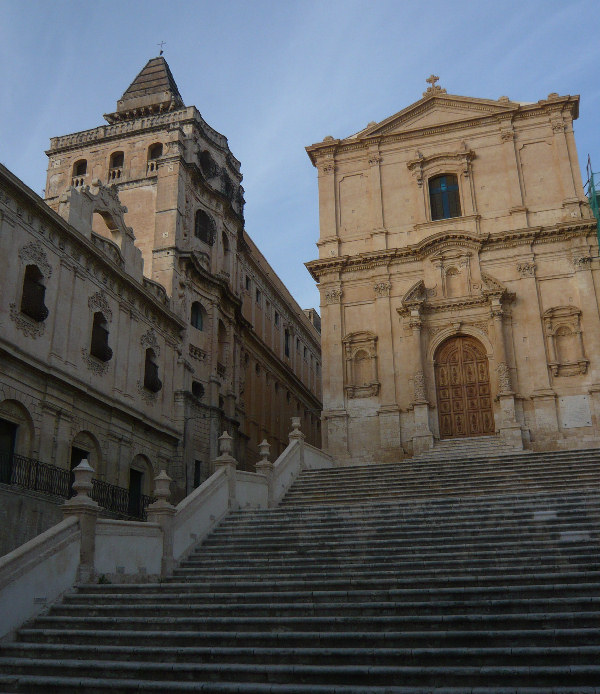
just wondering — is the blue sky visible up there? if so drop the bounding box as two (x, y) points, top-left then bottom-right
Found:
(1, 0), (599, 312)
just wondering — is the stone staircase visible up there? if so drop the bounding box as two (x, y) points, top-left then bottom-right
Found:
(1, 447), (600, 692)
(410, 434), (525, 462)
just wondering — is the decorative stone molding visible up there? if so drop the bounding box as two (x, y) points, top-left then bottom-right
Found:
(373, 281), (391, 298)
(500, 129), (514, 142)
(88, 290), (113, 322)
(9, 304), (45, 338)
(19, 242), (53, 278)
(321, 162), (335, 175)
(140, 328), (160, 356)
(517, 262), (536, 278)
(189, 344), (207, 361)
(572, 255), (592, 271)
(137, 380), (159, 404)
(368, 155), (383, 166)
(543, 306), (588, 377)
(413, 370), (426, 401)
(342, 331), (379, 399)
(325, 287), (342, 304)
(81, 348), (109, 376)
(406, 147), (475, 188)
(496, 362), (512, 392)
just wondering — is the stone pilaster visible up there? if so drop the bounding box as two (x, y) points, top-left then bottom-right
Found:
(409, 310), (433, 454)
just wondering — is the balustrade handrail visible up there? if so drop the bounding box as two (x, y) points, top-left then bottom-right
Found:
(0, 452), (153, 520)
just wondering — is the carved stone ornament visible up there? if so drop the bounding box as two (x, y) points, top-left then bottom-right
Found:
(500, 129), (514, 142)
(140, 328), (160, 356)
(321, 161), (335, 175)
(189, 344), (207, 361)
(368, 155), (383, 166)
(345, 383), (380, 399)
(88, 290), (113, 322)
(496, 362), (512, 392)
(325, 287), (342, 304)
(9, 304), (45, 339)
(517, 262), (536, 278)
(374, 281), (391, 298)
(19, 242), (53, 278)
(81, 348), (109, 376)
(543, 306), (589, 377)
(413, 370), (427, 402)
(407, 148), (475, 187)
(572, 255), (592, 271)
(137, 380), (159, 404)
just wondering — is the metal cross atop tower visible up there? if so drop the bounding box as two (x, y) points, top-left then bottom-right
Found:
(158, 41), (166, 56)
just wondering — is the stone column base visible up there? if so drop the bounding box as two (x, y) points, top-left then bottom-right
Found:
(413, 433), (434, 455)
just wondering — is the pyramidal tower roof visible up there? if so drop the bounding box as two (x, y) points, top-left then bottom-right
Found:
(104, 56), (185, 123)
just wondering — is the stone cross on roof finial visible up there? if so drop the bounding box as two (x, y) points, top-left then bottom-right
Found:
(423, 74), (447, 96)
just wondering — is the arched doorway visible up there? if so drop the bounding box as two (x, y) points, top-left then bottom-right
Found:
(434, 335), (494, 438)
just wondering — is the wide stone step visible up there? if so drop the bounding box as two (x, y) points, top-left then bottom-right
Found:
(29, 611), (600, 633)
(48, 595), (600, 619)
(2, 675), (599, 694)
(5, 642), (600, 667)
(2, 657), (600, 687)
(65, 581), (600, 605)
(16, 626), (600, 649)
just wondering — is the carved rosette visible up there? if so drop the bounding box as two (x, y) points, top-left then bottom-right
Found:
(373, 281), (391, 298)
(517, 262), (536, 278)
(325, 288), (342, 304)
(9, 304), (45, 338)
(413, 370), (427, 402)
(496, 362), (512, 392)
(19, 242), (53, 278)
(140, 328), (160, 356)
(81, 348), (109, 375)
(88, 290), (113, 322)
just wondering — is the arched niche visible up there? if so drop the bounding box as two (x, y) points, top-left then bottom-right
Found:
(0, 399), (35, 458)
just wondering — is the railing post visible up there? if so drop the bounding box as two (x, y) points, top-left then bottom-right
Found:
(255, 439), (273, 507)
(147, 470), (176, 578)
(62, 460), (99, 583)
(289, 416), (306, 469)
(212, 431), (237, 508)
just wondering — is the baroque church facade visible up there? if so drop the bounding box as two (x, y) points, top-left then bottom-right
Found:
(306, 77), (599, 463)
(0, 56), (321, 551)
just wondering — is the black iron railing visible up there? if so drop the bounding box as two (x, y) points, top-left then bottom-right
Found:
(91, 479), (154, 521)
(0, 452), (70, 497)
(0, 453), (154, 521)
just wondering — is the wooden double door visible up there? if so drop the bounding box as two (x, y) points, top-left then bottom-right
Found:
(434, 335), (495, 438)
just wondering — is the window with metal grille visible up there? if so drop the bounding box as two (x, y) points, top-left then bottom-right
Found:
(20, 265), (48, 322)
(194, 209), (216, 245)
(428, 174), (461, 220)
(144, 348), (162, 393)
(90, 312), (112, 362)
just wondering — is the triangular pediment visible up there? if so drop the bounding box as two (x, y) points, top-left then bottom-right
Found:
(354, 94), (517, 139)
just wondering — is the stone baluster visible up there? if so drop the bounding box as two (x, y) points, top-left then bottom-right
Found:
(255, 439), (274, 507)
(213, 431), (238, 507)
(62, 459), (99, 583)
(147, 470), (176, 577)
(289, 416), (306, 470)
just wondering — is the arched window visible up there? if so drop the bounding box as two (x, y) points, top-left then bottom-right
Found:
(90, 312), (112, 362)
(190, 301), (206, 330)
(109, 151), (124, 181)
(148, 143), (163, 160)
(191, 381), (204, 399)
(222, 232), (231, 275)
(429, 174), (461, 220)
(147, 144), (163, 173)
(217, 320), (227, 365)
(20, 265), (48, 322)
(143, 348), (162, 393)
(72, 160), (87, 186)
(199, 150), (216, 178)
(194, 209), (216, 245)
